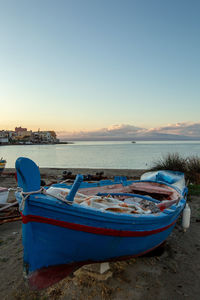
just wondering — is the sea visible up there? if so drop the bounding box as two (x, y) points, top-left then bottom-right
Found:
(1, 140), (200, 169)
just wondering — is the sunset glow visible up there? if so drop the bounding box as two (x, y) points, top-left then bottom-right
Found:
(1, 0), (200, 139)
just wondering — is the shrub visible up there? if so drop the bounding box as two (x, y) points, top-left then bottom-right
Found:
(188, 184), (200, 196)
(186, 156), (200, 184)
(186, 155), (200, 173)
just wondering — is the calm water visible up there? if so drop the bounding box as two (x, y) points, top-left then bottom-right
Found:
(1, 141), (200, 169)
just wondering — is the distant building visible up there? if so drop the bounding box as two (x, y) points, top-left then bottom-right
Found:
(31, 130), (58, 143)
(0, 127), (59, 144)
(49, 131), (57, 139)
(15, 126), (27, 133)
(0, 131), (9, 144)
(13, 127), (32, 141)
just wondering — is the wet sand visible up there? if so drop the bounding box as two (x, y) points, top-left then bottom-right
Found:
(0, 169), (200, 300)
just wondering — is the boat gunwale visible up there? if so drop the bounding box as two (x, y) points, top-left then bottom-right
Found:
(16, 193), (186, 227)
(15, 176), (186, 227)
(64, 179), (184, 195)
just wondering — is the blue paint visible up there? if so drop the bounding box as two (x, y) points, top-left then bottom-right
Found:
(15, 157), (41, 192)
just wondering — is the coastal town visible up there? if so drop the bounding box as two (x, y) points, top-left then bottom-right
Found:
(0, 127), (60, 145)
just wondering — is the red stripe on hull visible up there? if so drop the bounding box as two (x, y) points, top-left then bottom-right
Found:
(22, 214), (177, 237)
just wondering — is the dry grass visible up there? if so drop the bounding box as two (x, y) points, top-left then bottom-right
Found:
(150, 153), (187, 173)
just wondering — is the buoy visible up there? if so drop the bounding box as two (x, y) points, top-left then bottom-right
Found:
(182, 203), (191, 232)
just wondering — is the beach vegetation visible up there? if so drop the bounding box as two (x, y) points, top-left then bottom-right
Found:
(188, 184), (200, 196)
(150, 153), (187, 173)
(186, 156), (200, 184)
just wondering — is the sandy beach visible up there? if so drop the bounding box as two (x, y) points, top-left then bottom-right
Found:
(0, 168), (200, 300)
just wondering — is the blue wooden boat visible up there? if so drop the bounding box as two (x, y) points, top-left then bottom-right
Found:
(0, 157), (6, 173)
(15, 157), (188, 290)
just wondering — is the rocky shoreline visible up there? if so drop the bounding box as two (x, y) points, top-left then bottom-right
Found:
(0, 141), (72, 146)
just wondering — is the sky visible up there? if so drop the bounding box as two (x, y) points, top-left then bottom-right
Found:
(0, 0), (200, 139)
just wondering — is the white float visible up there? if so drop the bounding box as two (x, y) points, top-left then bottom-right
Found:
(182, 203), (191, 232)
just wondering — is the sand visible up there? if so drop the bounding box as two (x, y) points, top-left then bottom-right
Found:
(0, 169), (200, 300)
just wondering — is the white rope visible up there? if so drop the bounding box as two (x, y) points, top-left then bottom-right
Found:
(8, 187), (22, 192)
(19, 187), (74, 211)
(59, 179), (72, 184)
(19, 188), (44, 211)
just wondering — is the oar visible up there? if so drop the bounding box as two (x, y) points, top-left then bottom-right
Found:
(66, 174), (83, 202)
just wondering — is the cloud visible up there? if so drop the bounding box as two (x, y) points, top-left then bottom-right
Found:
(57, 122), (200, 140)
(146, 122), (200, 137)
(57, 124), (145, 140)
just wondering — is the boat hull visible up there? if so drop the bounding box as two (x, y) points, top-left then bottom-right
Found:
(0, 159), (6, 173)
(20, 197), (183, 290)
(0, 164), (6, 173)
(15, 158), (187, 290)
(27, 242), (165, 290)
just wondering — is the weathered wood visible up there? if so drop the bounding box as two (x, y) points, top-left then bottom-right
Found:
(0, 201), (18, 212)
(0, 215), (20, 220)
(0, 216), (21, 224)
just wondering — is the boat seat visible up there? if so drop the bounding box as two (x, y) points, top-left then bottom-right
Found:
(15, 157), (41, 192)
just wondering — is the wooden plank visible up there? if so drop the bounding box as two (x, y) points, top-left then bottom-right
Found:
(0, 201), (18, 212)
(0, 216), (21, 224)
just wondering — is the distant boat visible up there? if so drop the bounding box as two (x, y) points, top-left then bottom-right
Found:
(0, 158), (6, 173)
(15, 157), (188, 290)
(131, 141), (136, 143)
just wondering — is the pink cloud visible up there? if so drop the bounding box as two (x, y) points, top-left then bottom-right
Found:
(56, 122), (200, 140)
